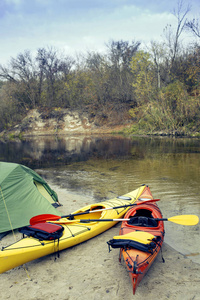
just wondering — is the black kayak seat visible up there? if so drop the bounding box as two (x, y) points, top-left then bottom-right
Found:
(128, 216), (158, 227)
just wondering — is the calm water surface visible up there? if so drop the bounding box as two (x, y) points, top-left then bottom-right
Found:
(0, 135), (200, 262)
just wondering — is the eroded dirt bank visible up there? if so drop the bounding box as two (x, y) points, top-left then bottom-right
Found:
(0, 107), (132, 138)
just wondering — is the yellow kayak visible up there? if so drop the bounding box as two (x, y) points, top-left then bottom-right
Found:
(0, 185), (146, 274)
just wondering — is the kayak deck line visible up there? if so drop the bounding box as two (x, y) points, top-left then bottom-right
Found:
(128, 239), (163, 269)
(2, 223), (93, 251)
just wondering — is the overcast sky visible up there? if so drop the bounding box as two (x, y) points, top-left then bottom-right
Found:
(0, 0), (199, 65)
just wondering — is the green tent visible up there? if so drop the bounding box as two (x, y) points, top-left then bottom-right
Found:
(0, 162), (61, 233)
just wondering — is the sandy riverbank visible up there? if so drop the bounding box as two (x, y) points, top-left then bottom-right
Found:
(0, 186), (200, 300)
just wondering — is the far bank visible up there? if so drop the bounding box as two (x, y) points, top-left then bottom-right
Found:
(1, 107), (200, 140)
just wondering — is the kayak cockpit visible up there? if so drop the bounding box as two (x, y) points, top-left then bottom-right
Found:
(127, 208), (158, 227)
(72, 205), (105, 220)
(128, 216), (158, 227)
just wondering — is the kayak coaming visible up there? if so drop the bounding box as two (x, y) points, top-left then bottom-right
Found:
(0, 184), (146, 274)
(118, 186), (165, 294)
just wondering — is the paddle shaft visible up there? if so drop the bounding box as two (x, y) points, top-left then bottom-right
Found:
(62, 199), (160, 218)
(30, 198), (160, 225)
(79, 219), (129, 222)
(74, 215), (198, 225)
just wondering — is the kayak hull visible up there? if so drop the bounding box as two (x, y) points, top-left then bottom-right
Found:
(0, 185), (146, 274)
(118, 186), (165, 294)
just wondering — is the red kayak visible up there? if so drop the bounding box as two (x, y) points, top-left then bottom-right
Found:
(107, 186), (165, 294)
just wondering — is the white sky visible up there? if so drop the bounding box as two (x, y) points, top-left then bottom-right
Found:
(0, 0), (200, 65)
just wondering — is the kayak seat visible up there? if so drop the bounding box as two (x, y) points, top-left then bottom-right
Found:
(128, 216), (158, 227)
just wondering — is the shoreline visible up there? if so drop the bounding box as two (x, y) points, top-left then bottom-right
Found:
(0, 186), (200, 300)
(0, 107), (200, 140)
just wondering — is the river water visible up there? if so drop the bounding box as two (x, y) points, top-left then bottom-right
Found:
(0, 135), (200, 263)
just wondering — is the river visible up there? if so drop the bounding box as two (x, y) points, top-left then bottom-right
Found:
(0, 134), (200, 263)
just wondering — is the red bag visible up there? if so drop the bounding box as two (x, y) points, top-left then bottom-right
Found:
(19, 222), (64, 240)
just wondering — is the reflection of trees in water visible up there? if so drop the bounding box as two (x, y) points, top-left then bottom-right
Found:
(0, 137), (135, 168)
(1, 136), (200, 169)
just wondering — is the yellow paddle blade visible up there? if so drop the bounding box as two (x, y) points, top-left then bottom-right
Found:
(168, 215), (199, 226)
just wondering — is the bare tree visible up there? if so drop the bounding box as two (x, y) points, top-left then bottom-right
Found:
(36, 47), (59, 106)
(0, 64), (16, 82)
(106, 40), (141, 104)
(150, 41), (167, 89)
(0, 50), (39, 108)
(36, 47), (75, 106)
(106, 40), (140, 68)
(164, 0), (191, 68)
(186, 17), (200, 38)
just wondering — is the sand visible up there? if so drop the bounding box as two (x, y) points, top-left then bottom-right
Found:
(0, 186), (200, 300)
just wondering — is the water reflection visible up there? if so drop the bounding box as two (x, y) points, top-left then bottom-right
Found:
(0, 135), (200, 261)
(1, 136), (200, 168)
(0, 136), (137, 168)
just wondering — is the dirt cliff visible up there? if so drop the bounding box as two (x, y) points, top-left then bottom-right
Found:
(2, 107), (132, 138)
